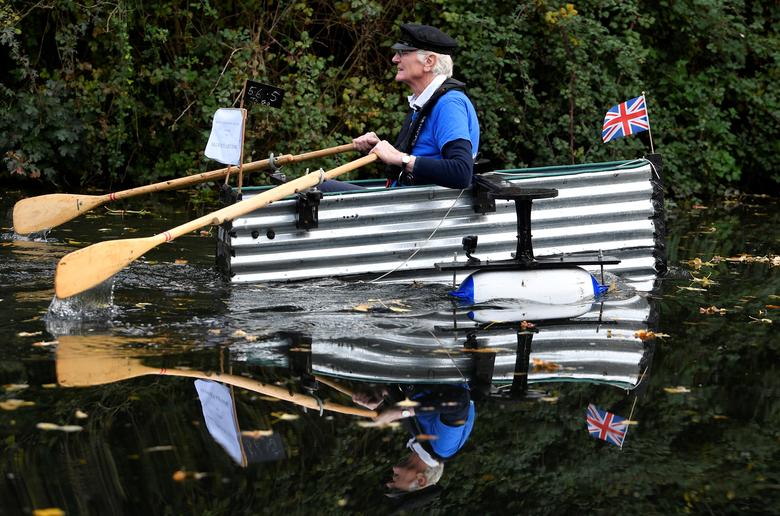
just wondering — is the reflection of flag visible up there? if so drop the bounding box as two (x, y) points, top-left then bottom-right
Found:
(602, 96), (649, 143)
(586, 403), (627, 447)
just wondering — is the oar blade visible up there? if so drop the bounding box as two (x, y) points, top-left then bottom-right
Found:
(55, 236), (158, 299)
(12, 193), (106, 234)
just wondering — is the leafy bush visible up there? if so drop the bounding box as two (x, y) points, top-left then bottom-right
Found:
(1, 0), (778, 198)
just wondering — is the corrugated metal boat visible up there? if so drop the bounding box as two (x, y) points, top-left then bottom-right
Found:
(216, 156), (665, 291)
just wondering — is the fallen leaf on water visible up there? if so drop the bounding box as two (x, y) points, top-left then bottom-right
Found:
(98, 228), (111, 232)
(540, 396), (559, 403)
(241, 429), (274, 438)
(3, 384), (29, 392)
(35, 422), (61, 430)
(692, 274), (717, 287)
(271, 412), (299, 421)
(532, 358), (561, 372)
(174, 259), (188, 265)
(172, 470), (187, 482)
(207, 328), (221, 335)
(33, 509), (65, 516)
(17, 331), (42, 337)
(677, 286), (707, 292)
(634, 330), (670, 340)
(1, 399), (35, 410)
(32, 340), (58, 347)
(748, 316), (772, 324)
(244, 335), (258, 342)
(42, 383), (58, 389)
(622, 420), (640, 426)
(713, 415), (729, 421)
(700, 306), (727, 315)
(432, 348), (460, 354)
(36, 422), (83, 432)
(232, 329), (247, 338)
(135, 302), (152, 308)
(144, 445), (175, 452)
(59, 425), (84, 433)
(663, 386), (691, 394)
(766, 305), (780, 310)
(462, 347), (509, 353)
(75, 409), (88, 419)
(692, 204), (707, 210)
(395, 398), (420, 408)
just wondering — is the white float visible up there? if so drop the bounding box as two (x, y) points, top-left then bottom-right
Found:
(450, 267), (607, 305)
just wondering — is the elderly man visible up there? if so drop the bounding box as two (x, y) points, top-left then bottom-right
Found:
(320, 23), (480, 191)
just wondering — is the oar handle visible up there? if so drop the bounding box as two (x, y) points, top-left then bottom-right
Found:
(287, 143), (356, 164)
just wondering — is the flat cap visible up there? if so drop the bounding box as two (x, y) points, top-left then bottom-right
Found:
(391, 23), (458, 55)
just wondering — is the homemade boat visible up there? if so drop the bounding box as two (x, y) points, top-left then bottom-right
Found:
(216, 156), (665, 291)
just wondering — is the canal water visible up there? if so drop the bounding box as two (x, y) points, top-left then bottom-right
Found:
(1, 190), (777, 515)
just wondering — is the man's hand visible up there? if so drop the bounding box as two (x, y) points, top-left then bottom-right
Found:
(373, 406), (414, 425)
(352, 391), (383, 410)
(352, 132), (380, 153)
(371, 140), (407, 167)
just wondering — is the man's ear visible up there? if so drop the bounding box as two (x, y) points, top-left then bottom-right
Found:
(416, 473), (427, 487)
(424, 54), (436, 72)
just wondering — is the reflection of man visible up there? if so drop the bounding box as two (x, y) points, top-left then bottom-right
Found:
(353, 383), (475, 492)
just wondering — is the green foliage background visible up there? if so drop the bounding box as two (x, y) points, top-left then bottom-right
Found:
(2, 0), (779, 199)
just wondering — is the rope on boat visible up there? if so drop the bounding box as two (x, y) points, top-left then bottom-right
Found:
(367, 188), (466, 283)
(428, 330), (468, 382)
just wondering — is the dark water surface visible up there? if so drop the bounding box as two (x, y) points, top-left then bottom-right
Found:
(1, 190), (778, 515)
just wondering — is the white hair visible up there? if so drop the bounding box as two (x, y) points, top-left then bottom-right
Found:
(408, 461), (444, 491)
(416, 50), (453, 78)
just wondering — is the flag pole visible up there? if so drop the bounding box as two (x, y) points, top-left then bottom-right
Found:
(642, 91), (655, 154)
(619, 365), (647, 449)
(236, 80), (249, 197)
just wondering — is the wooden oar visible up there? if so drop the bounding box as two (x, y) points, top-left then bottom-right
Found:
(55, 335), (376, 418)
(314, 375), (356, 397)
(12, 143), (356, 235)
(54, 153), (378, 299)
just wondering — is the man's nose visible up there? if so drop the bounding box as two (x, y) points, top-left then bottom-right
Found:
(392, 54), (401, 64)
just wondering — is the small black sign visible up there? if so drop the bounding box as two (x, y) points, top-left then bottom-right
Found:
(244, 80), (284, 108)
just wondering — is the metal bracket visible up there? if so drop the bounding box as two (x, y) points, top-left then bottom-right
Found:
(472, 177), (496, 214)
(296, 190), (323, 230)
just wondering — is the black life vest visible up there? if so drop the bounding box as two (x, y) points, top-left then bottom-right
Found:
(386, 78), (467, 186)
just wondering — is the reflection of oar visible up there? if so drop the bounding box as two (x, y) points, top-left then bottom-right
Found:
(55, 336), (376, 418)
(54, 153), (378, 299)
(314, 375), (355, 397)
(12, 143), (356, 235)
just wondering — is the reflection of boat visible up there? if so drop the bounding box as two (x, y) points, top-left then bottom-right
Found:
(232, 294), (656, 392)
(217, 158), (665, 290)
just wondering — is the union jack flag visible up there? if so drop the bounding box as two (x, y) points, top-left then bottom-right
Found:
(601, 95), (650, 143)
(586, 403), (628, 447)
